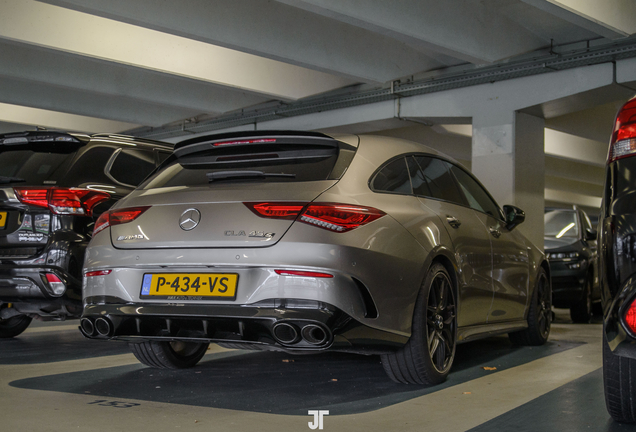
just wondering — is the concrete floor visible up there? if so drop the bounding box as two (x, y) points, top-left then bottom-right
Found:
(0, 310), (633, 432)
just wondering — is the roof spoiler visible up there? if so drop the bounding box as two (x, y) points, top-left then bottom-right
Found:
(0, 131), (89, 145)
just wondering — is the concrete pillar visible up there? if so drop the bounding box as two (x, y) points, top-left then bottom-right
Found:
(472, 112), (545, 249)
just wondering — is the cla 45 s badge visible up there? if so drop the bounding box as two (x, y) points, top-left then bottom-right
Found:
(225, 230), (275, 239)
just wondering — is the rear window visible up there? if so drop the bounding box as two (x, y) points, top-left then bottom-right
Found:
(0, 143), (80, 185)
(142, 141), (354, 189)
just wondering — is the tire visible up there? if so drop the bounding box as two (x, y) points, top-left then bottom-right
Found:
(570, 275), (592, 323)
(381, 263), (457, 385)
(509, 268), (551, 346)
(129, 340), (209, 369)
(603, 331), (636, 423)
(0, 314), (32, 338)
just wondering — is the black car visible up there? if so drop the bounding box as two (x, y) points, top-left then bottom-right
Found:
(0, 131), (172, 338)
(599, 95), (636, 423)
(544, 207), (599, 323)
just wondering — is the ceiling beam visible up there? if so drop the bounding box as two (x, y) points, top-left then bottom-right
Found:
(0, 75), (200, 127)
(0, 102), (137, 133)
(39, 0), (450, 84)
(275, 0), (547, 63)
(521, 0), (636, 39)
(0, 0), (352, 100)
(0, 40), (268, 117)
(544, 128), (607, 167)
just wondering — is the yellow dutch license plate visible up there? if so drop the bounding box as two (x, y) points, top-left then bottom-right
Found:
(0, 211), (7, 228)
(140, 273), (238, 299)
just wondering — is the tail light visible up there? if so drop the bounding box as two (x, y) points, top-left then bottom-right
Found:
(244, 202), (306, 220)
(14, 187), (110, 216)
(609, 96), (636, 163)
(85, 270), (112, 277)
(300, 203), (386, 232)
(245, 202), (386, 232)
(275, 269), (333, 278)
(42, 272), (66, 296)
(93, 206), (150, 236)
(625, 297), (636, 334)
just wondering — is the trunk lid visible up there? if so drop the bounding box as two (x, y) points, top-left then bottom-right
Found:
(110, 181), (336, 248)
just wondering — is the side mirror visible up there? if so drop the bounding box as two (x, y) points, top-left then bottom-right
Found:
(585, 228), (597, 241)
(503, 205), (525, 230)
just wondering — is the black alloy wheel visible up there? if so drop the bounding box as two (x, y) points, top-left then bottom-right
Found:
(509, 268), (551, 345)
(426, 269), (456, 374)
(381, 263), (457, 385)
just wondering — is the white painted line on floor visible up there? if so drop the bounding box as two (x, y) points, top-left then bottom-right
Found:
(23, 324), (79, 334)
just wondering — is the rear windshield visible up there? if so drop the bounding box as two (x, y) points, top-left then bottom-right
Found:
(0, 143), (80, 185)
(141, 142), (354, 189)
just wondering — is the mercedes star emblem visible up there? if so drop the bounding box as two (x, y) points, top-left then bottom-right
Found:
(179, 208), (201, 231)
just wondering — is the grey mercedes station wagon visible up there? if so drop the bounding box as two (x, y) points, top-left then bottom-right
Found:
(81, 131), (551, 385)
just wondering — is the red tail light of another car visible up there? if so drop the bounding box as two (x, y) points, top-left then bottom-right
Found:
(609, 97), (636, 163)
(245, 202), (386, 233)
(14, 187), (110, 216)
(625, 297), (636, 334)
(93, 206), (150, 236)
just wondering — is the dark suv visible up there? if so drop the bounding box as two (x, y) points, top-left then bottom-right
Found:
(544, 207), (598, 323)
(600, 95), (636, 423)
(0, 131), (172, 338)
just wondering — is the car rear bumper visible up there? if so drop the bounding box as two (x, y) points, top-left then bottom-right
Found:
(80, 300), (408, 354)
(0, 264), (80, 302)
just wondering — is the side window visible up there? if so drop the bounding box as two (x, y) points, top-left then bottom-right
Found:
(371, 158), (412, 194)
(108, 149), (156, 186)
(448, 164), (502, 219)
(61, 147), (115, 186)
(412, 156), (465, 205)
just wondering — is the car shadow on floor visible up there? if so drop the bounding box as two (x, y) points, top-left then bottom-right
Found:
(9, 335), (581, 415)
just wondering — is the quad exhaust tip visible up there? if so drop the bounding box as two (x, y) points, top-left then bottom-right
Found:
(80, 318), (95, 336)
(301, 324), (328, 345)
(272, 322), (300, 344)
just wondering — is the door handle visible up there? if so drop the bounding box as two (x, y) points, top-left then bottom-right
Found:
(489, 227), (501, 238)
(446, 216), (461, 229)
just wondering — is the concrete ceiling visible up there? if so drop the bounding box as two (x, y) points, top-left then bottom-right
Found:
(1, 0), (636, 215)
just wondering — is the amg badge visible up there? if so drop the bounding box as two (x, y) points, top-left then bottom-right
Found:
(225, 230), (275, 239)
(116, 234), (145, 241)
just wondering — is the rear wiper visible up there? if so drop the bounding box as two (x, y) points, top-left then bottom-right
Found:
(207, 170), (296, 182)
(0, 176), (25, 184)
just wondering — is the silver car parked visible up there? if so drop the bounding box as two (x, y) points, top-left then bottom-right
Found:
(81, 131), (551, 385)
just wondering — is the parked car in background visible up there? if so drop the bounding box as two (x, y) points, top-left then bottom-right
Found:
(599, 95), (636, 423)
(544, 207), (599, 323)
(0, 131), (172, 338)
(81, 131), (551, 385)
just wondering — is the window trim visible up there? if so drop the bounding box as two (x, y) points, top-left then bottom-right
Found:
(368, 155), (414, 196)
(369, 152), (505, 222)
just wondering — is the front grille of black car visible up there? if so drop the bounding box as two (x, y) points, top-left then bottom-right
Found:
(0, 248), (38, 258)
